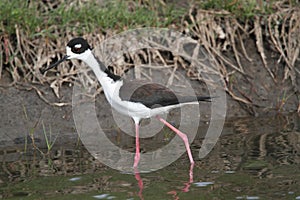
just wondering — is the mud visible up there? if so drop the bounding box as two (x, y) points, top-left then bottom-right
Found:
(0, 35), (299, 149)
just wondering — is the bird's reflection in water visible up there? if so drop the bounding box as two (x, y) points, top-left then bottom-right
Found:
(167, 163), (194, 199)
(133, 163), (194, 200)
(134, 167), (144, 200)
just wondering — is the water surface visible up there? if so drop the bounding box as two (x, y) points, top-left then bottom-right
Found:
(1, 114), (300, 199)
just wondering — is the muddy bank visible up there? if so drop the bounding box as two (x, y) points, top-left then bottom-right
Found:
(0, 65), (297, 150)
(0, 35), (299, 148)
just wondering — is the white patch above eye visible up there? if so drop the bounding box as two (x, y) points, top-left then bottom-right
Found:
(75, 44), (82, 48)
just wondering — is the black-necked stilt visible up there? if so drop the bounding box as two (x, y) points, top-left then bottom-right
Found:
(41, 37), (211, 168)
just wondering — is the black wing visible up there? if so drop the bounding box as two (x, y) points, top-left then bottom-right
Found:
(119, 79), (211, 108)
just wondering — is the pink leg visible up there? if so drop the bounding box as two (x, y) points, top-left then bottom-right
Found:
(157, 116), (194, 164)
(133, 123), (140, 168)
(134, 167), (144, 200)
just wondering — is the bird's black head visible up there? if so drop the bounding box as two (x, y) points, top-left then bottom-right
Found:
(40, 37), (92, 73)
(67, 37), (92, 54)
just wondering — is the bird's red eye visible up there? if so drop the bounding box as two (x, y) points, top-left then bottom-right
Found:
(72, 44), (82, 53)
(73, 47), (80, 52)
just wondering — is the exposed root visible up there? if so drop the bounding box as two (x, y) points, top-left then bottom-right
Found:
(254, 16), (276, 83)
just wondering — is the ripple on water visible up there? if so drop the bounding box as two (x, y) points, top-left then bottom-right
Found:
(69, 177), (81, 181)
(236, 196), (260, 200)
(93, 194), (116, 199)
(193, 181), (214, 187)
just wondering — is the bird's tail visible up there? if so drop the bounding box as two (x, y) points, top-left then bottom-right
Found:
(196, 96), (214, 102)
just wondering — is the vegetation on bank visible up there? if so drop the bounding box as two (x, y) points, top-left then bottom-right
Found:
(0, 0), (299, 113)
(0, 0), (186, 36)
(1, 0), (298, 36)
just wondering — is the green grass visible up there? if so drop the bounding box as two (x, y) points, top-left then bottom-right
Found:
(0, 1), (41, 35)
(0, 0), (187, 37)
(42, 121), (58, 155)
(1, 0), (299, 38)
(22, 105), (58, 158)
(196, 0), (296, 19)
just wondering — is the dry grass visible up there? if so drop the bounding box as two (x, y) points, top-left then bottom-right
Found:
(184, 4), (300, 111)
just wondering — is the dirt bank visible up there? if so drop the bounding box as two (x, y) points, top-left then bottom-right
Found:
(0, 1), (299, 148)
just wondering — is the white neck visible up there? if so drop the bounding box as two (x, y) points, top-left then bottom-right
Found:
(80, 51), (122, 105)
(83, 53), (109, 82)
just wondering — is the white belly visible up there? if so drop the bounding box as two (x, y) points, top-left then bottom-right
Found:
(101, 79), (153, 119)
(100, 77), (181, 122)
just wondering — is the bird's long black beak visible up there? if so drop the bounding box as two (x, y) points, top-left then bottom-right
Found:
(40, 55), (69, 74)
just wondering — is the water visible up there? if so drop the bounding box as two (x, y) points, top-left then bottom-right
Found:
(1, 114), (300, 199)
